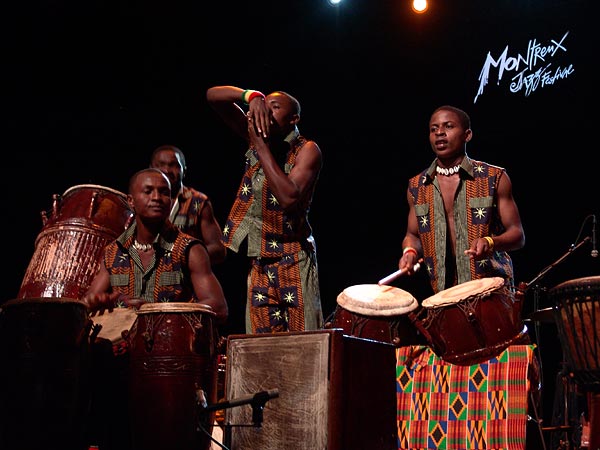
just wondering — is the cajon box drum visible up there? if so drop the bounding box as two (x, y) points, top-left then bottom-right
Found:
(224, 330), (397, 450)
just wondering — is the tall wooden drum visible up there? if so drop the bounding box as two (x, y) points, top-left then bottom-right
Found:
(0, 297), (91, 450)
(18, 184), (133, 299)
(127, 302), (218, 450)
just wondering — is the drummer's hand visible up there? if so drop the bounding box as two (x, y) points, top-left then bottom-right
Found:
(464, 237), (493, 260)
(399, 253), (419, 275)
(123, 297), (147, 310)
(82, 292), (119, 315)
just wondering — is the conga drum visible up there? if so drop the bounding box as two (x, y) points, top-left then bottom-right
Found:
(0, 297), (91, 450)
(18, 184), (133, 299)
(412, 277), (528, 366)
(548, 276), (600, 450)
(127, 302), (218, 450)
(329, 284), (422, 346)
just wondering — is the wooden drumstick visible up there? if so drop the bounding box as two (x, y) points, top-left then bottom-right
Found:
(378, 262), (421, 285)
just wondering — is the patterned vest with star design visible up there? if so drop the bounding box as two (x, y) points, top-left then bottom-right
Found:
(170, 186), (208, 240)
(408, 159), (515, 294)
(222, 135), (316, 258)
(103, 223), (200, 302)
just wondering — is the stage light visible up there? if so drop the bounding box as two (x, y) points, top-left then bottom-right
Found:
(412, 0), (428, 13)
(328, 0), (342, 5)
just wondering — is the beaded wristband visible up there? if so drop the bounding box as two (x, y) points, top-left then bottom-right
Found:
(402, 247), (418, 257)
(483, 236), (495, 251)
(242, 89), (265, 104)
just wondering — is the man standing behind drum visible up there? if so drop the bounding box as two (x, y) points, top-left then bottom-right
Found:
(394, 106), (543, 448)
(81, 168), (228, 450)
(149, 145), (227, 265)
(397, 105), (525, 293)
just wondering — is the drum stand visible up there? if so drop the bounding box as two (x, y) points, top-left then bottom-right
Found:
(545, 361), (584, 450)
(199, 389), (279, 450)
(519, 235), (592, 450)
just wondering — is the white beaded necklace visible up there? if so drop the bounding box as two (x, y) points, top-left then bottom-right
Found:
(132, 240), (153, 252)
(436, 165), (461, 176)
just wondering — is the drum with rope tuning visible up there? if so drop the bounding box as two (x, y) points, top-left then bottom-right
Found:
(548, 276), (600, 387)
(327, 284), (423, 346)
(411, 277), (528, 366)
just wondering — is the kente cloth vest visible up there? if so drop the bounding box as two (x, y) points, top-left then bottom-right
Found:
(408, 157), (514, 294)
(222, 133), (316, 258)
(170, 186), (208, 239)
(103, 222), (200, 303)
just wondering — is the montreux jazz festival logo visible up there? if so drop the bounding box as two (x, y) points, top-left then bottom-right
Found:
(474, 31), (573, 103)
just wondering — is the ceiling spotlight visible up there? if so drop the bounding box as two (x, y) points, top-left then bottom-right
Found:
(412, 0), (428, 13)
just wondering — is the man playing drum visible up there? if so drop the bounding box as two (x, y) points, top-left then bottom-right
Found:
(398, 104), (525, 293)
(81, 168), (228, 450)
(394, 105), (542, 449)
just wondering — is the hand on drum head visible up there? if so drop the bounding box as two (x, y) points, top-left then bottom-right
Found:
(83, 291), (148, 315)
(123, 297), (147, 310)
(81, 291), (118, 315)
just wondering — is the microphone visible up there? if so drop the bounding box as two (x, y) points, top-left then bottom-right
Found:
(201, 389), (280, 412)
(592, 215), (598, 258)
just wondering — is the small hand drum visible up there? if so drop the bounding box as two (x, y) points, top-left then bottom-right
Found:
(329, 284), (421, 346)
(90, 307), (138, 350)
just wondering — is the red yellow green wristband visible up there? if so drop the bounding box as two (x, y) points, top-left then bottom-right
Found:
(242, 89), (265, 104)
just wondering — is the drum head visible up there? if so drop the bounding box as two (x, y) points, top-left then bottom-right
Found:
(337, 284), (418, 316)
(548, 276), (600, 300)
(137, 302), (215, 316)
(422, 277), (505, 308)
(91, 307), (138, 344)
(62, 184), (127, 199)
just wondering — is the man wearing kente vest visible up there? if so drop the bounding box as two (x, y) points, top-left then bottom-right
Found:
(398, 105), (525, 295)
(395, 106), (544, 450)
(150, 145), (227, 265)
(207, 85), (323, 333)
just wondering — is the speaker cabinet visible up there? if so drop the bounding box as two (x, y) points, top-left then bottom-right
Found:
(224, 329), (397, 450)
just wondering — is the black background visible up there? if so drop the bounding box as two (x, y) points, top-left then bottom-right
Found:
(3, 0), (597, 426)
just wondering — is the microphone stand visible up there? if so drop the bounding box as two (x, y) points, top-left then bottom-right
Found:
(519, 236), (590, 450)
(199, 389), (279, 449)
(520, 236), (590, 295)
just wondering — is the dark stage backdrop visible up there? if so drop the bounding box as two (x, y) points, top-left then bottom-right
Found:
(3, 0), (597, 425)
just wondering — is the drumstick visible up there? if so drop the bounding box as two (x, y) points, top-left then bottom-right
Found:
(378, 262), (421, 286)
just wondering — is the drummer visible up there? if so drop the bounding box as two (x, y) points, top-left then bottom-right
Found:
(81, 168), (229, 450)
(394, 105), (545, 446)
(397, 105), (525, 296)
